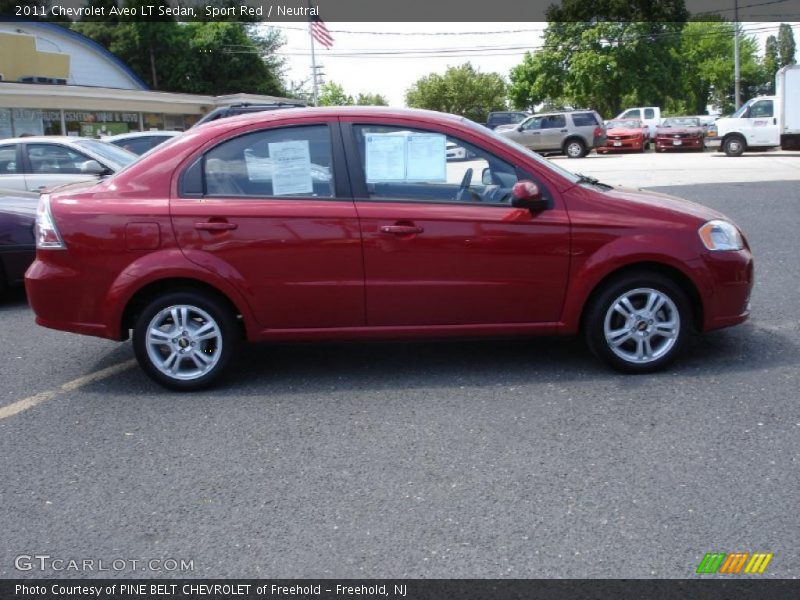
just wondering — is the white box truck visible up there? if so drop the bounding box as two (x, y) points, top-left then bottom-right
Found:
(707, 64), (800, 156)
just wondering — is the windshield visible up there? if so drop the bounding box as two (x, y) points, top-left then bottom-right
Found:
(608, 119), (641, 128)
(73, 139), (138, 168)
(731, 100), (754, 118)
(464, 118), (581, 184)
(662, 117), (701, 127)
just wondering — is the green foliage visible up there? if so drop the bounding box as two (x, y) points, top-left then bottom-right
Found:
(763, 35), (780, 93)
(355, 92), (389, 106)
(70, 7), (286, 96)
(318, 82), (353, 106)
(777, 23), (796, 67)
(405, 63), (506, 123)
(666, 20), (762, 115)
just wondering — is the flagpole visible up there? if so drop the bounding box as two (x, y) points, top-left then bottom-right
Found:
(309, 21), (318, 107)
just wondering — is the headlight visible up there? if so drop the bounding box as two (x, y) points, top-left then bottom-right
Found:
(698, 220), (744, 251)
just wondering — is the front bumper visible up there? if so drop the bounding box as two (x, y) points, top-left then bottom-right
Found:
(598, 137), (644, 152)
(705, 136), (722, 148)
(655, 136), (704, 150)
(700, 248), (754, 332)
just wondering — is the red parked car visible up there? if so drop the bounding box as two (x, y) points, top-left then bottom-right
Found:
(655, 117), (706, 152)
(597, 119), (649, 153)
(25, 107), (753, 390)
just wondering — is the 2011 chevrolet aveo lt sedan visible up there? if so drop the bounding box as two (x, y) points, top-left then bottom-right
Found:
(25, 108), (753, 390)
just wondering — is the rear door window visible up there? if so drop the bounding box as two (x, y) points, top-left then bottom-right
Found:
(622, 109), (641, 119)
(202, 124), (334, 198)
(540, 115), (567, 129)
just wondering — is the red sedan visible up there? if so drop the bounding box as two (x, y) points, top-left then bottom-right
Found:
(26, 107), (753, 390)
(597, 119), (648, 153)
(655, 117), (706, 152)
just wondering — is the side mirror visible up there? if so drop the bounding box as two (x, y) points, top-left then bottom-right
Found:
(511, 180), (548, 212)
(481, 168), (492, 186)
(80, 160), (109, 176)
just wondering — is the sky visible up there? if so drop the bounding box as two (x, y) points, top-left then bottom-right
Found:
(267, 22), (800, 107)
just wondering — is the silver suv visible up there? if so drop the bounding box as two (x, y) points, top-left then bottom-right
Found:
(497, 110), (606, 158)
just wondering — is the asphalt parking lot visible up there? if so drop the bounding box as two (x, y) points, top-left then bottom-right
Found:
(1, 154), (799, 578)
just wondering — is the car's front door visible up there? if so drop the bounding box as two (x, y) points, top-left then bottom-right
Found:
(510, 116), (545, 150)
(0, 144), (27, 192)
(743, 99), (780, 146)
(21, 143), (101, 192)
(343, 120), (571, 327)
(170, 120), (365, 329)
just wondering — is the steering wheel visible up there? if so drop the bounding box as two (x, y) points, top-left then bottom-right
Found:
(455, 168), (481, 203)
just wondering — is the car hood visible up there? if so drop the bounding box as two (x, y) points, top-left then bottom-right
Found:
(656, 126), (703, 135)
(599, 186), (728, 224)
(607, 127), (643, 136)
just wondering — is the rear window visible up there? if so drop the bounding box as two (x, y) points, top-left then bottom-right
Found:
(571, 113), (600, 127)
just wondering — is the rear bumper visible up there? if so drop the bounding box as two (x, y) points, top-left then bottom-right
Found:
(25, 258), (117, 340)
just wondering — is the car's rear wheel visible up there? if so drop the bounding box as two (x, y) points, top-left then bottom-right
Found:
(564, 138), (587, 158)
(132, 291), (240, 391)
(585, 272), (691, 373)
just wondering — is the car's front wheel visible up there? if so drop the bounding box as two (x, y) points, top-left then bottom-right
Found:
(132, 291), (240, 390)
(723, 135), (746, 157)
(585, 272), (691, 373)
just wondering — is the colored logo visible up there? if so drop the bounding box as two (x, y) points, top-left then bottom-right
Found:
(696, 552), (773, 574)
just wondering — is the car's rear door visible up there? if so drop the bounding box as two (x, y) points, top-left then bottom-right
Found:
(170, 118), (365, 330)
(341, 117), (571, 327)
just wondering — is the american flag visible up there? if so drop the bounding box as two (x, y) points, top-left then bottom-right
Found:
(310, 16), (334, 49)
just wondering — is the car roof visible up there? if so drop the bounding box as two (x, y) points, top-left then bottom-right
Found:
(0, 136), (83, 144)
(104, 131), (182, 141)
(192, 106), (471, 134)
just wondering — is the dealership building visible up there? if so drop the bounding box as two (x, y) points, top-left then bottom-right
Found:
(0, 21), (297, 138)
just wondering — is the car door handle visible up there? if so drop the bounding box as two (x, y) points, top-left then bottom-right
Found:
(380, 225), (424, 235)
(560, 129), (568, 132)
(774, 118), (777, 125)
(194, 221), (238, 231)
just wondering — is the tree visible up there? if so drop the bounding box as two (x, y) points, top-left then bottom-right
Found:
(355, 92), (388, 106)
(667, 19), (762, 115)
(71, 16), (287, 95)
(777, 23), (796, 67)
(405, 63), (506, 123)
(318, 82), (353, 106)
(763, 35), (780, 90)
(508, 0), (688, 118)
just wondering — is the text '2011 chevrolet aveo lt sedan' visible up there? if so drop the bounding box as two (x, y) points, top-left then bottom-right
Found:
(25, 107), (754, 390)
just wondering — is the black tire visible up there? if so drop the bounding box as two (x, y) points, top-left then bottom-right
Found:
(584, 271), (692, 374)
(564, 138), (587, 158)
(723, 135), (745, 157)
(132, 290), (240, 391)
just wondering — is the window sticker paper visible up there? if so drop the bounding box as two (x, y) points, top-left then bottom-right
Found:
(267, 140), (313, 195)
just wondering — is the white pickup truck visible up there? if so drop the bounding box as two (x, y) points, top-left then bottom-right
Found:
(614, 106), (662, 139)
(707, 64), (800, 156)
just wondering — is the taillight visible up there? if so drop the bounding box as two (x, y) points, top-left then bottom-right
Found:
(36, 194), (66, 249)
(593, 127), (602, 138)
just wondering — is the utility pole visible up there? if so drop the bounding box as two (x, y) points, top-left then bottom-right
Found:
(734, 0), (741, 109)
(309, 21), (318, 106)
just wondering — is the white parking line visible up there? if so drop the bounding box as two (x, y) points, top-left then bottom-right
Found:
(0, 359), (136, 421)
